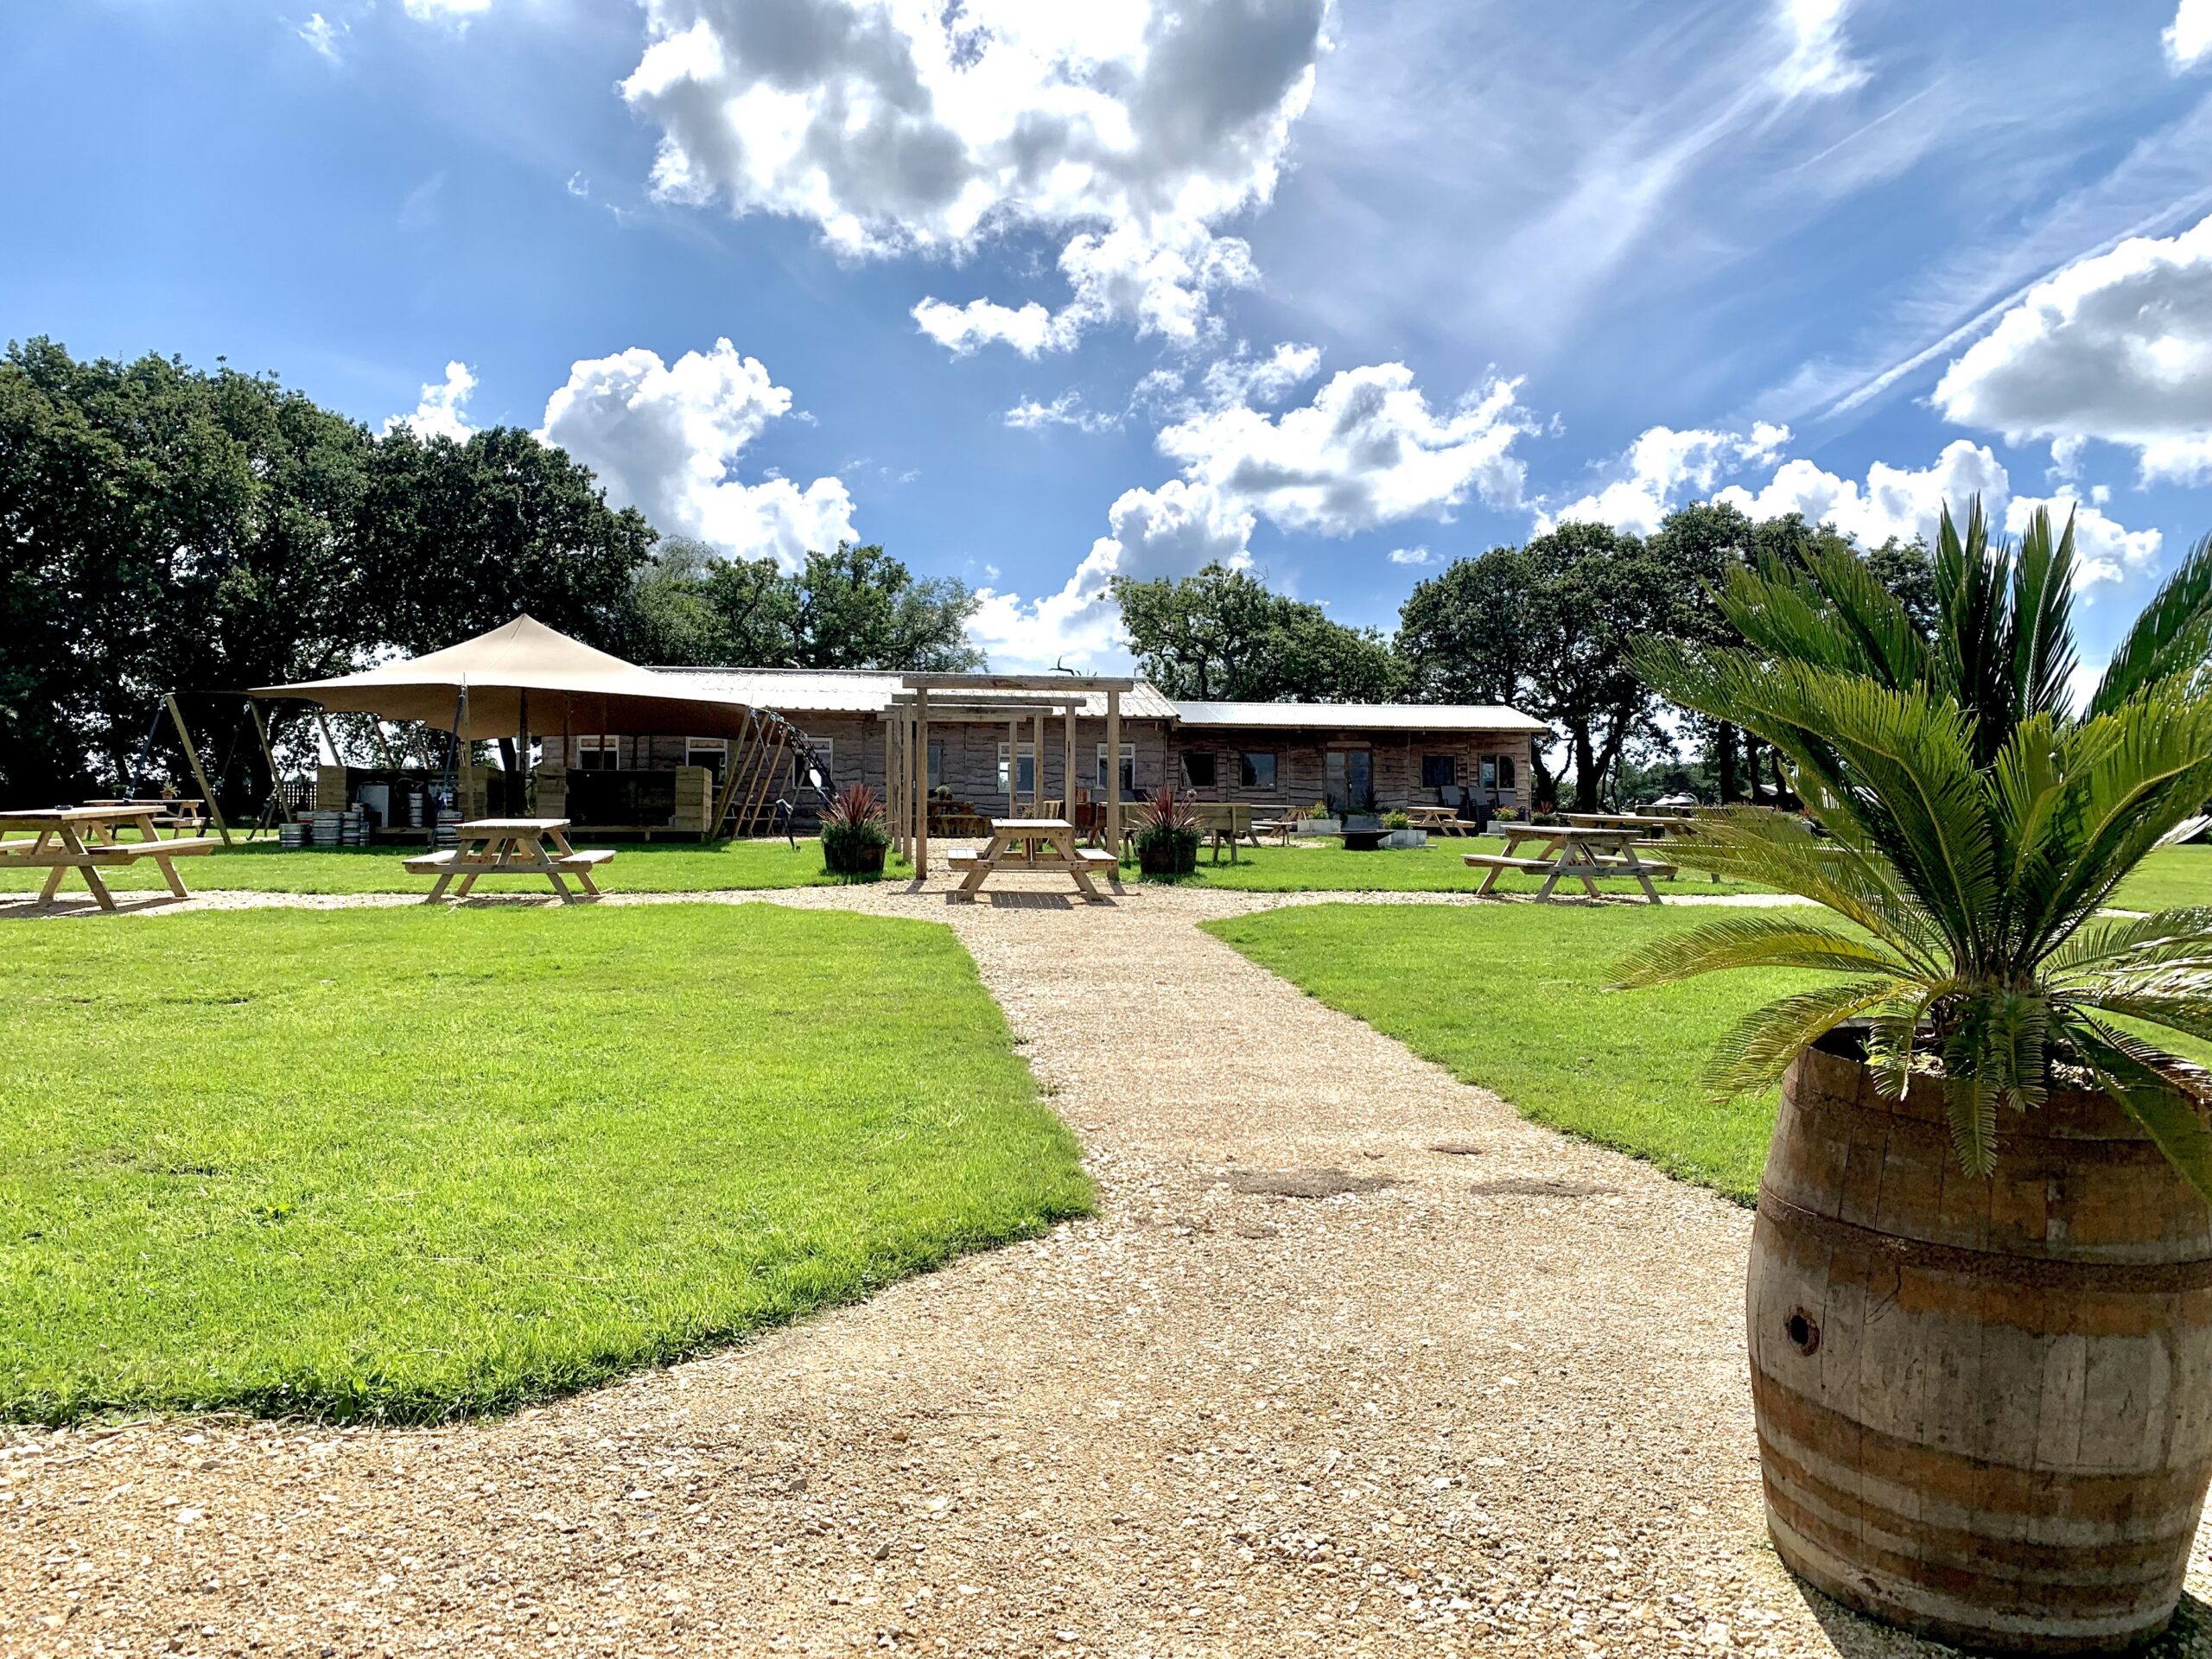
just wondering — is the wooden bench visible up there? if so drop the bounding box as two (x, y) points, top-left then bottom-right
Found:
(405, 849), (615, 874)
(1461, 854), (1554, 874)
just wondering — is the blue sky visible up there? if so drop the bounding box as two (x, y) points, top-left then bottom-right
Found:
(8, 0), (2212, 679)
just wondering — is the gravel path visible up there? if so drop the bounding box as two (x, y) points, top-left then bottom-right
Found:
(3, 872), (2206, 1657)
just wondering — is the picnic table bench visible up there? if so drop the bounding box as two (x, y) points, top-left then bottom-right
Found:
(1464, 824), (1675, 905)
(946, 818), (1113, 902)
(404, 818), (613, 904)
(1405, 804), (1474, 836)
(0, 805), (219, 909)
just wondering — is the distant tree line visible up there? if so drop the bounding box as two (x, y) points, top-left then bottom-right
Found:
(0, 339), (980, 804)
(1112, 505), (1936, 812)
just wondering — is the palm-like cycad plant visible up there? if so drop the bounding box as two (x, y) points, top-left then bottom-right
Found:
(1620, 499), (2212, 1194)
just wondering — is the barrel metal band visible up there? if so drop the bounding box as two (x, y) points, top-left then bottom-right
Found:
(1757, 1191), (2212, 1293)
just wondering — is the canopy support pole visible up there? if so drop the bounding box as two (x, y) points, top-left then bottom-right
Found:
(167, 694), (232, 847)
(315, 710), (342, 771)
(1065, 699), (1077, 828)
(249, 701), (292, 830)
(914, 689), (930, 880)
(1106, 689), (1122, 860)
(125, 700), (164, 799)
(1032, 709), (1045, 816)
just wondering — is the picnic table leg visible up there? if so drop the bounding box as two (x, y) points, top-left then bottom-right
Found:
(545, 868), (575, 903)
(453, 836), (499, 899)
(149, 855), (189, 899)
(1618, 844), (1662, 905)
(56, 827), (117, 912)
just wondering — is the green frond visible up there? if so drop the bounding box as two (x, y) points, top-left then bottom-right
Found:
(1610, 915), (1919, 990)
(2008, 505), (2079, 725)
(1704, 980), (1913, 1099)
(2093, 531), (2212, 715)
(2047, 908), (2212, 976)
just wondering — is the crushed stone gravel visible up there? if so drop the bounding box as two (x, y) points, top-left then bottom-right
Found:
(4, 868), (2209, 1657)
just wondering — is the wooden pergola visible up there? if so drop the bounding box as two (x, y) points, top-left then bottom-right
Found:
(884, 674), (1135, 879)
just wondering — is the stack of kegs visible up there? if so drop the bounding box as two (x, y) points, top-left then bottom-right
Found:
(340, 805), (369, 848)
(434, 808), (462, 848)
(308, 810), (343, 848)
(404, 790), (427, 830)
(277, 820), (308, 851)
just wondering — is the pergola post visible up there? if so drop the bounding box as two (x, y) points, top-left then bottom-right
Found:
(914, 688), (930, 878)
(1105, 687), (1122, 858)
(1031, 709), (1045, 815)
(248, 700), (290, 830)
(1006, 717), (1019, 814)
(167, 694), (232, 847)
(1063, 697), (1077, 825)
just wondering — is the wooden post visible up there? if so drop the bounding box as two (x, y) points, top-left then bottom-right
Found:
(710, 716), (753, 837)
(1007, 718), (1020, 815)
(1105, 687), (1122, 859)
(315, 709), (342, 769)
(248, 700), (290, 830)
(915, 688), (930, 879)
(166, 694), (232, 847)
(1032, 709), (1045, 816)
(1064, 698), (1077, 830)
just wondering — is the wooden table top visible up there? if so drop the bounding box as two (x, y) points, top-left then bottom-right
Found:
(1508, 823), (1643, 842)
(991, 818), (1075, 832)
(456, 817), (570, 833)
(1560, 812), (1694, 830)
(0, 804), (164, 826)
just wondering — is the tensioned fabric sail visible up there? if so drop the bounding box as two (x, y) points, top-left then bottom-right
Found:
(249, 614), (760, 738)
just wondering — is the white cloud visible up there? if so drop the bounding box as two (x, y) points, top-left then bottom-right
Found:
(565, 172), (590, 200)
(1199, 341), (1323, 410)
(404, 0), (494, 20)
(622, 0), (1330, 353)
(1933, 214), (2212, 483)
(296, 12), (347, 62)
(970, 360), (1529, 668)
(1714, 439), (2010, 550)
(1387, 546), (1434, 566)
(2169, 0), (2212, 69)
(1771, 0), (1870, 99)
(1541, 422), (1790, 535)
(1004, 392), (1116, 435)
(384, 360), (479, 442)
(1158, 364), (1531, 536)
(537, 340), (856, 569)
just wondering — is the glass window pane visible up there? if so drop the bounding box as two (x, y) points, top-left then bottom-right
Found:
(1240, 752), (1276, 789)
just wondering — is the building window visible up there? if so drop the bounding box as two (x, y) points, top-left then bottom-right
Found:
(1096, 743), (1135, 796)
(998, 743), (1036, 797)
(791, 739), (833, 792)
(1239, 751), (1277, 790)
(1182, 750), (1217, 789)
(1421, 754), (1457, 789)
(1496, 755), (1516, 791)
(686, 738), (728, 782)
(577, 735), (619, 771)
(927, 741), (944, 791)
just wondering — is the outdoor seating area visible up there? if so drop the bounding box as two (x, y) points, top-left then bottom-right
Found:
(1463, 822), (1678, 904)
(402, 817), (615, 903)
(0, 804), (221, 910)
(944, 817), (1115, 901)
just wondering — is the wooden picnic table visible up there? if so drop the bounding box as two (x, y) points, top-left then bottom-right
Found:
(85, 798), (211, 836)
(946, 817), (1114, 902)
(1463, 823), (1675, 905)
(0, 804), (220, 910)
(1560, 810), (1696, 835)
(1405, 804), (1475, 836)
(404, 817), (613, 904)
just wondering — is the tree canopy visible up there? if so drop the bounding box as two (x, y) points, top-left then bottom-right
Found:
(1110, 563), (1401, 702)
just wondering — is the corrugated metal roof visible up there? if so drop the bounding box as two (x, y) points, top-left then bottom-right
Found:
(655, 667), (1179, 721)
(1172, 700), (1548, 734)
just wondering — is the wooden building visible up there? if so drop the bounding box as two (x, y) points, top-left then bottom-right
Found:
(541, 669), (1546, 826)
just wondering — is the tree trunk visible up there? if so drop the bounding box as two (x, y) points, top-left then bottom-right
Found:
(1744, 731), (1764, 803)
(1571, 727), (1600, 812)
(1717, 723), (1739, 804)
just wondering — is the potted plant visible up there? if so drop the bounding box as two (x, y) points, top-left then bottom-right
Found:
(1619, 501), (2212, 1654)
(1294, 799), (1340, 835)
(818, 783), (890, 878)
(1379, 809), (1427, 849)
(1133, 784), (1200, 879)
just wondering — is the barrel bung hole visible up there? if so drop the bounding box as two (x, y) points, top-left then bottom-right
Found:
(1785, 1307), (1821, 1356)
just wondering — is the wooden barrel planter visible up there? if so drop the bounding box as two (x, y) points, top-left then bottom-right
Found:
(1752, 1031), (2212, 1653)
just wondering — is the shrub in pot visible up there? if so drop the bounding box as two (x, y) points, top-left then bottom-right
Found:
(1134, 784), (1199, 878)
(819, 783), (890, 878)
(1621, 501), (2212, 1655)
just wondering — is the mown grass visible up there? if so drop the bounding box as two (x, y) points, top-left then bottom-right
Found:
(2112, 844), (2212, 912)
(1204, 903), (1819, 1203)
(1155, 835), (1769, 895)
(0, 836), (906, 895)
(0, 905), (1088, 1423)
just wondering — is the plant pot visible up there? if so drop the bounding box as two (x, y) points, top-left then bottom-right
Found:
(1382, 829), (1427, 849)
(822, 836), (888, 876)
(1751, 1030), (2212, 1654)
(1294, 817), (1341, 836)
(1136, 834), (1198, 877)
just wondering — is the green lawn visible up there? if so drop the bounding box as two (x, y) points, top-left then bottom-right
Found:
(1158, 835), (1770, 895)
(2112, 843), (2212, 911)
(0, 836), (906, 895)
(0, 905), (1088, 1423)
(1204, 903), (1819, 1202)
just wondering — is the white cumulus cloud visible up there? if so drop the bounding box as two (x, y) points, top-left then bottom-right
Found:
(537, 340), (856, 569)
(1004, 391), (1117, 434)
(296, 12), (347, 62)
(1387, 546), (1434, 566)
(2005, 490), (2163, 590)
(1541, 422), (1790, 535)
(621, 0), (1330, 353)
(1713, 439), (2010, 550)
(404, 0), (495, 20)
(1771, 0), (1870, 99)
(2169, 0), (2212, 69)
(1933, 214), (2212, 484)
(384, 360), (479, 442)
